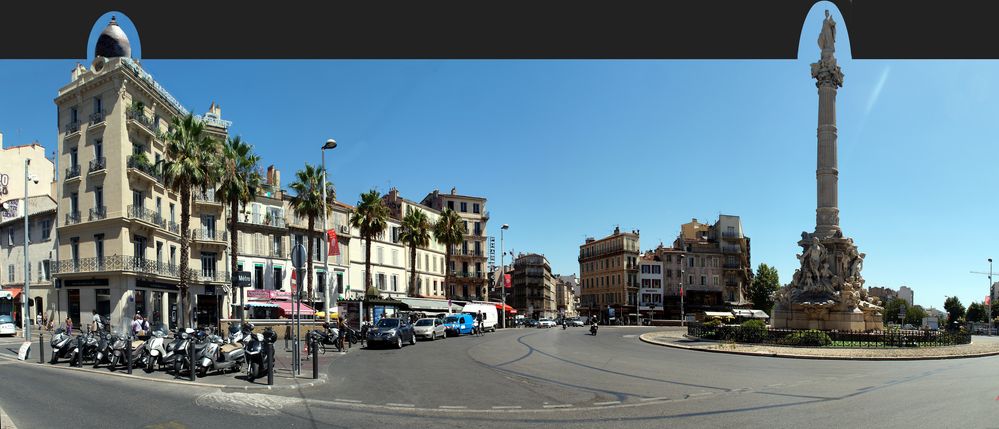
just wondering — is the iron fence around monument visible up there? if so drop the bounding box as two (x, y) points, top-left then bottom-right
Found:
(686, 322), (971, 348)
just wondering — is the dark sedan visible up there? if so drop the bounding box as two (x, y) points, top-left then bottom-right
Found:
(366, 318), (416, 349)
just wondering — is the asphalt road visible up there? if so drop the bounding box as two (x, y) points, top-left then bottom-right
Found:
(1, 327), (997, 428)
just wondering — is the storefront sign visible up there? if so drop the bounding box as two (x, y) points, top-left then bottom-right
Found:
(135, 279), (178, 291)
(64, 278), (110, 287)
(247, 289), (292, 300)
(235, 271), (251, 287)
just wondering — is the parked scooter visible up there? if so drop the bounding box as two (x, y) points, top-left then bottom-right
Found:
(197, 331), (246, 377)
(162, 328), (196, 375)
(49, 328), (77, 364)
(92, 330), (115, 368)
(244, 326), (277, 382)
(70, 330), (100, 365)
(141, 323), (170, 372)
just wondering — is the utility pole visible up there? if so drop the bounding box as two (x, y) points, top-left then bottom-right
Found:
(970, 260), (995, 336)
(22, 159), (30, 340)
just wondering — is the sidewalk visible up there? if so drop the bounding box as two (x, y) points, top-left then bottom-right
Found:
(640, 328), (999, 360)
(0, 333), (346, 390)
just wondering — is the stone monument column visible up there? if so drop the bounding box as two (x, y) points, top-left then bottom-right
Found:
(811, 10), (844, 239)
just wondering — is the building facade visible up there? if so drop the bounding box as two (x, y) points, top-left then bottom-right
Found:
(676, 216), (752, 309)
(555, 274), (578, 318)
(510, 253), (555, 319)
(638, 252), (664, 318)
(578, 226), (640, 323)
(0, 196), (58, 328)
(420, 187), (488, 301)
(382, 188), (446, 299)
(897, 286), (913, 306)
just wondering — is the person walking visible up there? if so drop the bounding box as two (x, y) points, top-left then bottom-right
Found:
(130, 315), (143, 337)
(65, 317), (74, 335)
(336, 317), (348, 352)
(91, 310), (103, 332)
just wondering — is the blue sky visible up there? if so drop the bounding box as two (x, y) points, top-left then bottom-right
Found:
(1, 5), (997, 310)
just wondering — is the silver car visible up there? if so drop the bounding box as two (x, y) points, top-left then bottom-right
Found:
(413, 318), (446, 341)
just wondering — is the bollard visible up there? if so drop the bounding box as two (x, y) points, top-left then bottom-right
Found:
(126, 338), (132, 375)
(38, 333), (44, 364)
(312, 338), (319, 380)
(266, 341), (274, 386)
(76, 335), (84, 367)
(188, 339), (196, 382)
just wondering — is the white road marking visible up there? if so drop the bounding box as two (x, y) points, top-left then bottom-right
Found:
(622, 335), (637, 338)
(333, 399), (362, 403)
(639, 397), (670, 402)
(492, 406), (522, 409)
(385, 403), (415, 408)
(686, 392), (712, 398)
(439, 406), (467, 409)
(195, 391), (299, 416)
(542, 404), (573, 409)
(594, 401), (621, 406)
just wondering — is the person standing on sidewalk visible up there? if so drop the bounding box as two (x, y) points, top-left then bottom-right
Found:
(337, 317), (348, 352)
(36, 313), (42, 330)
(65, 317), (73, 335)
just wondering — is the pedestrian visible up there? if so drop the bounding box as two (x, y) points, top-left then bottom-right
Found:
(476, 311), (484, 336)
(130, 315), (143, 337)
(142, 316), (150, 333)
(36, 313), (42, 329)
(337, 317), (348, 352)
(91, 310), (103, 332)
(65, 317), (73, 335)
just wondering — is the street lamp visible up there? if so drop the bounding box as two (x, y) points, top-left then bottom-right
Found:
(321, 138), (337, 324)
(22, 159), (37, 340)
(679, 252), (685, 327)
(989, 258), (993, 336)
(500, 224), (509, 329)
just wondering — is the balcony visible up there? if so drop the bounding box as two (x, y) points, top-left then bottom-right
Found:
(53, 255), (178, 278)
(127, 155), (163, 184)
(89, 157), (107, 173)
(196, 270), (231, 284)
(194, 189), (221, 206)
(65, 165), (81, 181)
(126, 108), (157, 138)
(722, 231), (741, 240)
(238, 212), (286, 230)
(89, 111), (106, 127)
(64, 211), (82, 226)
(453, 249), (484, 258)
(88, 206), (107, 221)
(721, 246), (742, 254)
(64, 121), (80, 136)
(191, 228), (227, 244)
(127, 205), (167, 229)
(481, 211), (490, 221)
(723, 262), (742, 269)
(454, 271), (484, 279)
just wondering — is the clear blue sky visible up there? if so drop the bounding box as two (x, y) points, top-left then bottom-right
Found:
(1, 6), (996, 310)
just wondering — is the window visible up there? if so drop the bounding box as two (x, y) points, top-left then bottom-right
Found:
(447, 201), (454, 210)
(377, 273), (387, 291)
(94, 139), (103, 160)
(713, 276), (719, 286)
(474, 241), (481, 255)
(156, 242), (163, 267)
(202, 253), (217, 278)
(473, 203), (480, 214)
(474, 222), (481, 235)
(94, 96), (103, 114)
(70, 193), (79, 213)
(133, 235), (147, 266)
(392, 249), (398, 267)
(391, 275), (398, 292)
(95, 187), (104, 210)
(700, 276), (706, 286)
(377, 246), (384, 264)
(688, 275), (693, 285)
(170, 246), (176, 266)
(274, 267), (283, 290)
(317, 272), (326, 295)
(460, 202), (467, 212)
(95, 234), (105, 267)
(6, 227), (12, 246)
(156, 197), (162, 217)
(41, 260), (50, 281)
(70, 106), (78, 123)
(169, 203), (175, 223)
(71, 238), (80, 269)
(7, 265), (13, 282)
(71, 147), (78, 168)
(254, 265), (264, 290)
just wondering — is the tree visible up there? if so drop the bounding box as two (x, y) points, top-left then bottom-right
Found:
(882, 298), (907, 325)
(905, 305), (928, 327)
(159, 113), (221, 329)
(944, 296), (966, 328)
(433, 208), (466, 300)
(399, 207), (431, 297)
(350, 190), (388, 294)
(289, 164), (334, 306)
(966, 302), (988, 323)
(748, 264), (780, 313)
(215, 135), (261, 321)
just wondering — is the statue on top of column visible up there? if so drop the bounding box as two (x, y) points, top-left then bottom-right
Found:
(818, 10), (836, 61)
(811, 10), (844, 88)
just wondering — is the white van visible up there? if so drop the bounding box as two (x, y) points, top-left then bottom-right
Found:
(462, 302), (499, 332)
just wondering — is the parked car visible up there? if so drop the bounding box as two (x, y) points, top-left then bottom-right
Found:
(567, 317), (585, 327)
(413, 318), (447, 341)
(442, 314), (475, 336)
(538, 318), (557, 328)
(524, 319), (539, 328)
(366, 318), (416, 349)
(0, 315), (15, 336)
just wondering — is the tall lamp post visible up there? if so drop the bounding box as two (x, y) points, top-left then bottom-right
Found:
(989, 258), (993, 337)
(321, 139), (337, 325)
(22, 159), (33, 340)
(679, 252), (685, 327)
(500, 224), (509, 329)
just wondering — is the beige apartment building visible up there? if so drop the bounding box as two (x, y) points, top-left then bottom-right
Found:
(510, 252), (556, 319)
(578, 226), (641, 322)
(52, 18), (232, 329)
(382, 188), (446, 299)
(554, 274), (578, 318)
(420, 187), (489, 301)
(676, 216), (752, 310)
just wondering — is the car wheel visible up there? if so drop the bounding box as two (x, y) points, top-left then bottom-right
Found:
(410, 334), (416, 345)
(396, 337), (403, 349)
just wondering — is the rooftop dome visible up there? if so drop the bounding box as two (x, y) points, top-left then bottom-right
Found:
(94, 16), (131, 58)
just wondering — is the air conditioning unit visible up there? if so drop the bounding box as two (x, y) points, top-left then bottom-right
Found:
(339, 225), (349, 234)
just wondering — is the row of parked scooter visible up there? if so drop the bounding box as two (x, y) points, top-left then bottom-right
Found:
(47, 322), (279, 381)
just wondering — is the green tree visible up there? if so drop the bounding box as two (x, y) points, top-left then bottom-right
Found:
(215, 135), (261, 321)
(966, 302), (988, 323)
(159, 113), (221, 329)
(350, 190), (389, 293)
(905, 305), (928, 327)
(399, 207), (431, 297)
(290, 164), (334, 304)
(748, 264), (780, 313)
(944, 296), (966, 328)
(433, 208), (466, 300)
(882, 298), (908, 325)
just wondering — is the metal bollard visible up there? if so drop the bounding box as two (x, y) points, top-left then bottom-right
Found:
(312, 338), (319, 380)
(266, 341), (274, 386)
(38, 333), (44, 364)
(126, 338), (132, 375)
(188, 339), (196, 382)
(76, 335), (84, 367)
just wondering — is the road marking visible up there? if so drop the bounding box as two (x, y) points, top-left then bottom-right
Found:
(593, 401), (621, 406)
(333, 399), (362, 403)
(385, 403), (415, 408)
(542, 404), (573, 409)
(686, 392), (712, 398)
(639, 397), (670, 402)
(439, 406), (467, 409)
(492, 406), (522, 409)
(622, 335), (637, 338)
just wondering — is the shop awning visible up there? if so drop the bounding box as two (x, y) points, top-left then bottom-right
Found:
(4, 288), (22, 299)
(750, 310), (770, 319)
(398, 297), (453, 311)
(277, 301), (316, 316)
(704, 311), (735, 319)
(494, 303), (517, 314)
(245, 302), (280, 308)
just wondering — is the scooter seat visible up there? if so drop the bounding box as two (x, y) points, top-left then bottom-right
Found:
(194, 343), (208, 352)
(131, 340), (145, 348)
(220, 343), (241, 354)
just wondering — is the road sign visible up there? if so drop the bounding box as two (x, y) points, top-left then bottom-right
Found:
(291, 243), (307, 271)
(234, 271), (251, 287)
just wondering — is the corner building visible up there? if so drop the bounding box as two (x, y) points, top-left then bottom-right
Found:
(578, 227), (640, 323)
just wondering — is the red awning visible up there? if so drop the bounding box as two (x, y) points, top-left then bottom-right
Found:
(277, 301), (316, 317)
(6, 288), (22, 299)
(494, 303), (517, 314)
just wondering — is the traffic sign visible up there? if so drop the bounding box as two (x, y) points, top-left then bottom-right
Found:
(234, 271), (251, 287)
(291, 243), (307, 271)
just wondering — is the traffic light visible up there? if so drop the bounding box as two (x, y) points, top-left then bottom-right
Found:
(487, 271), (495, 289)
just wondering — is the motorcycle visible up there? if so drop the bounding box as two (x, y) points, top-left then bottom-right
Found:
(197, 330), (246, 377)
(92, 330), (116, 368)
(107, 331), (138, 371)
(49, 328), (77, 364)
(162, 328), (197, 376)
(141, 324), (170, 372)
(590, 323), (598, 336)
(244, 326), (277, 382)
(69, 330), (100, 365)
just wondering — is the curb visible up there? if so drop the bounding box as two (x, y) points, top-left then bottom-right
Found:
(0, 405), (16, 429)
(639, 332), (999, 361)
(0, 354), (328, 390)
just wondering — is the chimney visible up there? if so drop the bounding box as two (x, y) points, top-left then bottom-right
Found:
(274, 170), (280, 188)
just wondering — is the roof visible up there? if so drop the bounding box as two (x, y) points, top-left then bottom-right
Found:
(0, 195), (57, 226)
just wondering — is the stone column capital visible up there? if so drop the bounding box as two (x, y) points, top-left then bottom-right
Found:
(811, 60), (844, 88)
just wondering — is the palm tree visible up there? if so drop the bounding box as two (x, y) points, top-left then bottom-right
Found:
(349, 190), (388, 294)
(159, 113), (221, 329)
(399, 207), (431, 297)
(289, 164), (333, 305)
(215, 136), (261, 320)
(433, 208), (466, 300)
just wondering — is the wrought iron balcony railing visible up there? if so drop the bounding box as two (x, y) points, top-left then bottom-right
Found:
(126, 205), (166, 228)
(238, 213), (286, 228)
(126, 108), (156, 132)
(89, 206), (107, 221)
(126, 156), (162, 182)
(89, 111), (105, 125)
(65, 165), (81, 180)
(64, 121), (80, 135)
(65, 211), (82, 226)
(89, 157), (106, 172)
(191, 228), (227, 242)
